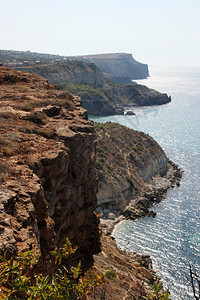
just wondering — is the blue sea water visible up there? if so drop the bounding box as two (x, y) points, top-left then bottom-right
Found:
(90, 66), (200, 299)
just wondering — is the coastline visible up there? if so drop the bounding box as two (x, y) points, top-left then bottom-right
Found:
(90, 161), (183, 298)
(98, 160), (183, 235)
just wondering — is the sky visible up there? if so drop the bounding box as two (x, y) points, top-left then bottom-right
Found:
(1, 0), (200, 67)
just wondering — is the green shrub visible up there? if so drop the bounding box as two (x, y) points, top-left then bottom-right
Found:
(132, 145), (143, 155)
(95, 124), (106, 132)
(105, 164), (112, 173)
(101, 144), (108, 151)
(105, 269), (117, 280)
(95, 160), (104, 171)
(59, 83), (103, 97)
(0, 238), (103, 300)
(145, 283), (170, 300)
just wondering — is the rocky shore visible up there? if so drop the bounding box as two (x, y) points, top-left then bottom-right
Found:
(94, 122), (183, 234)
(89, 233), (166, 299)
(99, 160), (183, 234)
(92, 122), (183, 298)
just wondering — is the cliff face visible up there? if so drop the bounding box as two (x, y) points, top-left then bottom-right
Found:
(72, 53), (149, 83)
(15, 61), (170, 116)
(16, 61), (105, 87)
(94, 123), (182, 227)
(0, 67), (100, 270)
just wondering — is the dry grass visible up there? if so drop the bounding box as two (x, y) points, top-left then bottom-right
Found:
(0, 111), (14, 119)
(25, 111), (48, 125)
(0, 162), (10, 182)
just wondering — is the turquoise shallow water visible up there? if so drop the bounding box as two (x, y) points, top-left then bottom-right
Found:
(90, 67), (200, 299)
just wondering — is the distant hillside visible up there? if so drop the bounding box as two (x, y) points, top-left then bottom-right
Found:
(16, 60), (105, 87)
(72, 53), (149, 83)
(0, 49), (65, 66)
(15, 61), (170, 116)
(0, 50), (148, 83)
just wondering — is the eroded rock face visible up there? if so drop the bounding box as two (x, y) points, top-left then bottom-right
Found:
(94, 123), (182, 224)
(0, 67), (100, 271)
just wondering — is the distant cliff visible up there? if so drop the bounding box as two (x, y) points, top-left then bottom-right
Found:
(0, 50), (148, 83)
(16, 61), (170, 116)
(72, 53), (149, 83)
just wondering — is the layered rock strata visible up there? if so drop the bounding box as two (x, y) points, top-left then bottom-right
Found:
(0, 67), (100, 271)
(94, 122), (182, 232)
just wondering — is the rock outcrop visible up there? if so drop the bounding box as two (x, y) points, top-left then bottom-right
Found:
(0, 66), (101, 271)
(94, 122), (182, 232)
(15, 61), (170, 116)
(72, 53), (149, 83)
(89, 234), (164, 299)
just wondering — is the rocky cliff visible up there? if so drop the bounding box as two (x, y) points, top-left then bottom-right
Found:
(0, 67), (100, 271)
(15, 61), (170, 116)
(94, 122), (182, 231)
(71, 53), (149, 83)
(0, 67), (177, 298)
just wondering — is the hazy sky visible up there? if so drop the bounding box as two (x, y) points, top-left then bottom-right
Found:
(1, 0), (200, 67)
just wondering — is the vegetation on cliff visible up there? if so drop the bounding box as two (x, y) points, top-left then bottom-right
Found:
(13, 60), (170, 116)
(59, 83), (104, 98)
(0, 238), (104, 300)
(0, 236), (172, 300)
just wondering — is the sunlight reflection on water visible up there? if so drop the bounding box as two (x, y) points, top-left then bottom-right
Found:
(90, 67), (200, 300)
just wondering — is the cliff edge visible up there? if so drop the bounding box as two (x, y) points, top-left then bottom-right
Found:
(0, 66), (100, 271)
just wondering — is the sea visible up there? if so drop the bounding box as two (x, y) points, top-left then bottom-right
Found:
(90, 66), (200, 300)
